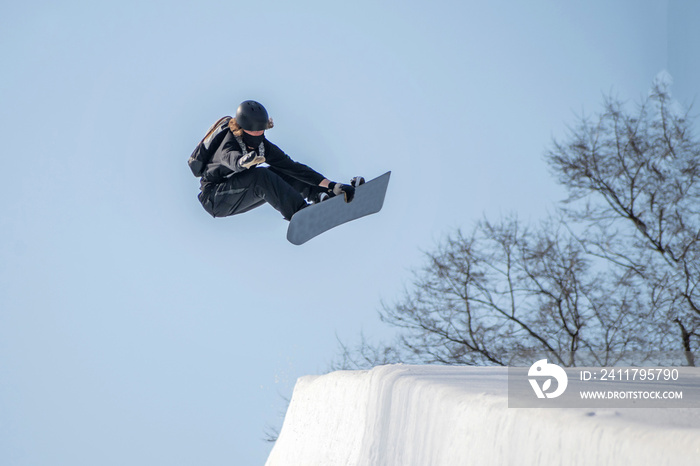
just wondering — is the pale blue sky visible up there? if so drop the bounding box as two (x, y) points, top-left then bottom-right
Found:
(1, 1), (698, 464)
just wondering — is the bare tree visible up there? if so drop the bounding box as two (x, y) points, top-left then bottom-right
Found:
(334, 76), (700, 369)
(372, 217), (647, 367)
(547, 74), (700, 362)
(330, 331), (406, 371)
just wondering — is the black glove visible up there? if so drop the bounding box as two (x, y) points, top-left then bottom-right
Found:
(327, 182), (355, 202)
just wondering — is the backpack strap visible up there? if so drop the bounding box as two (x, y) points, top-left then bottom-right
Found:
(202, 116), (232, 149)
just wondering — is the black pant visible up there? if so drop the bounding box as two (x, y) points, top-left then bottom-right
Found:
(199, 167), (319, 220)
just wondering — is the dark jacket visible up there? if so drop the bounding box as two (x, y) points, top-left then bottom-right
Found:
(201, 130), (326, 187)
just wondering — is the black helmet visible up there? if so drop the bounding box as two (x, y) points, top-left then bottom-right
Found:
(236, 100), (269, 131)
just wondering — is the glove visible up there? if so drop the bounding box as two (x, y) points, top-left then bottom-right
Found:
(328, 181), (355, 202)
(238, 151), (266, 170)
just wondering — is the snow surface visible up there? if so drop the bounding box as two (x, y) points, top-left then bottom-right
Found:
(266, 365), (700, 466)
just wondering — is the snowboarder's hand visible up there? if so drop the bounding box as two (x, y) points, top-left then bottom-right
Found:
(238, 151), (266, 170)
(328, 182), (355, 202)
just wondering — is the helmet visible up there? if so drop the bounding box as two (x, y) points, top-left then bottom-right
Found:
(235, 100), (269, 131)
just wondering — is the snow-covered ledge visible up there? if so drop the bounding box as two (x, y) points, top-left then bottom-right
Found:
(266, 365), (700, 466)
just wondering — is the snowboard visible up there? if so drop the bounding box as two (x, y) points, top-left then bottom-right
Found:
(287, 171), (391, 245)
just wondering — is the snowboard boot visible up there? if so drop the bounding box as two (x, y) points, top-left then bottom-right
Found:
(307, 191), (330, 204)
(350, 176), (365, 187)
(308, 177), (363, 203)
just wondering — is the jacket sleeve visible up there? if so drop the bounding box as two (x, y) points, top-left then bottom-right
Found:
(217, 132), (246, 174)
(201, 132), (248, 183)
(265, 141), (326, 185)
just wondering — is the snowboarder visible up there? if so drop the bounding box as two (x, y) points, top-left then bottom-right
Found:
(197, 100), (358, 221)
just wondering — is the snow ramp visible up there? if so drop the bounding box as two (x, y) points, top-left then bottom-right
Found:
(266, 364), (700, 466)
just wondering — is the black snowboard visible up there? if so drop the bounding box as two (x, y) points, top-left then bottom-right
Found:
(287, 171), (391, 245)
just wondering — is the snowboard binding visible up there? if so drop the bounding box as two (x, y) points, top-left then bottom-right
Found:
(308, 176), (366, 204)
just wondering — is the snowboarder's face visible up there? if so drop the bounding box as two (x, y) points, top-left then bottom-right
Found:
(243, 129), (265, 137)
